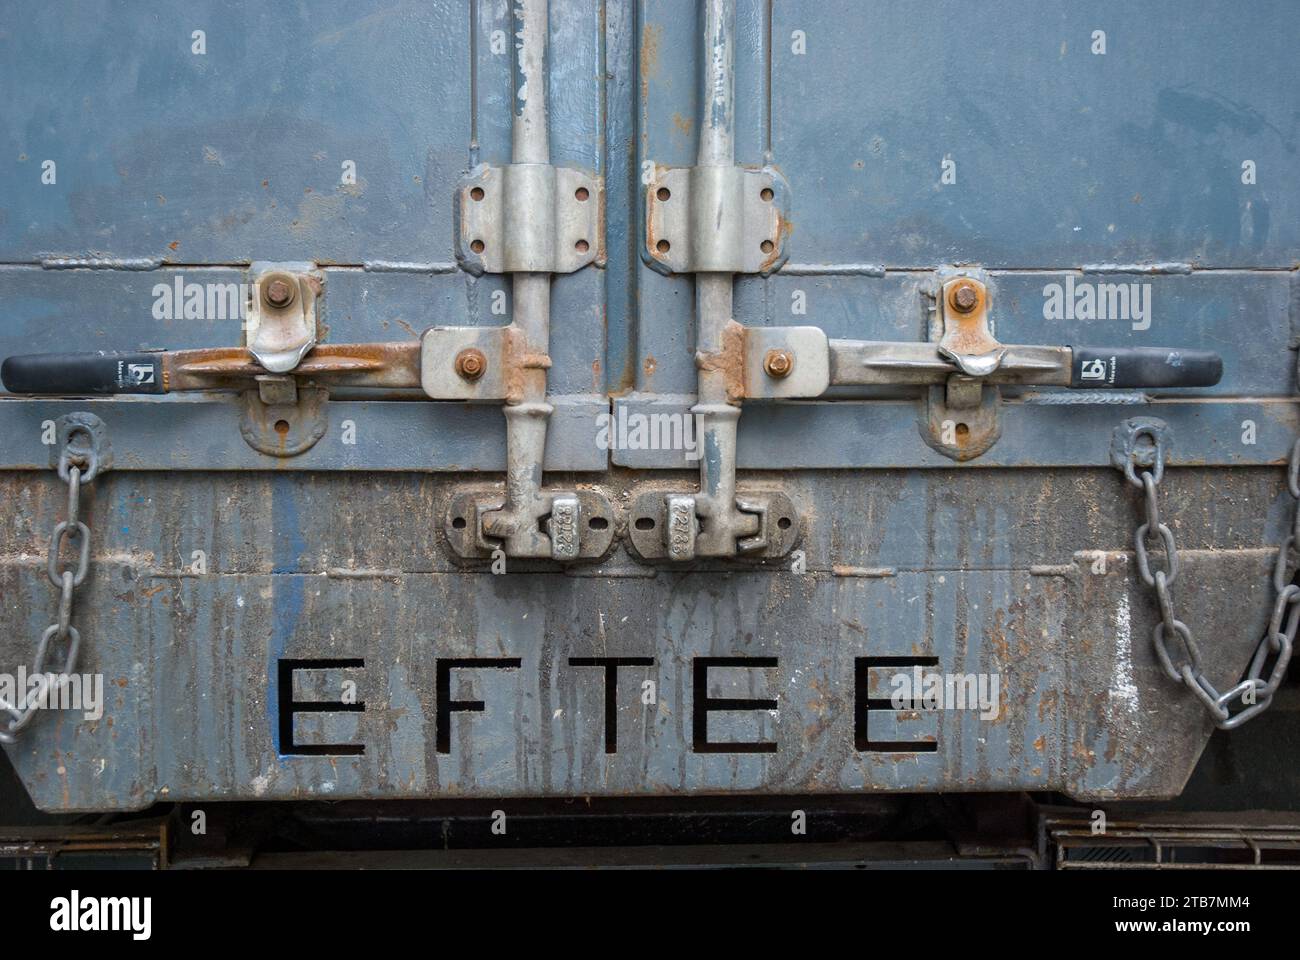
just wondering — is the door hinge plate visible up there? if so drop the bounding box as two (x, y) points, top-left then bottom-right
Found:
(456, 163), (603, 275)
(643, 164), (791, 275)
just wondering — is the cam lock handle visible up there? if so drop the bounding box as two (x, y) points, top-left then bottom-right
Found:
(1, 351), (166, 395)
(1067, 346), (1222, 389)
(919, 276), (1225, 392)
(1, 343), (425, 396)
(832, 339), (1224, 391)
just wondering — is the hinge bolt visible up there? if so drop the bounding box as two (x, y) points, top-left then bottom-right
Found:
(948, 281), (979, 314)
(763, 349), (794, 379)
(455, 348), (487, 381)
(263, 277), (296, 309)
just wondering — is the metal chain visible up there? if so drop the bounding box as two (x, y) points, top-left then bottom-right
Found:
(1122, 430), (1297, 730)
(0, 438), (100, 743)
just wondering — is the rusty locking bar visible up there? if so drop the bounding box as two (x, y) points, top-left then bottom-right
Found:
(1, 342), (423, 394)
(2, 334), (1222, 403)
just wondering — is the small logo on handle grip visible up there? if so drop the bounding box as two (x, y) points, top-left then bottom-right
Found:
(1079, 356), (1115, 384)
(116, 360), (157, 390)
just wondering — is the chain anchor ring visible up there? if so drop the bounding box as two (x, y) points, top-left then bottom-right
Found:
(0, 413), (108, 743)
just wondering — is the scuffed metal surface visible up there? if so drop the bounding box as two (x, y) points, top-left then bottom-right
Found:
(0, 467), (1286, 809)
(0, 2), (469, 264)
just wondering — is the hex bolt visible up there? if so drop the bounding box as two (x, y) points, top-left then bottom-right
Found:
(263, 277), (296, 309)
(455, 348), (487, 381)
(763, 348), (794, 379)
(948, 281), (979, 314)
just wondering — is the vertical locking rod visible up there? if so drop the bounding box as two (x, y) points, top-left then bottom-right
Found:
(481, 0), (556, 556)
(691, 0), (761, 555)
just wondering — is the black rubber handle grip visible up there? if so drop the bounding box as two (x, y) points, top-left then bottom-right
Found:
(1069, 346), (1222, 389)
(1, 351), (166, 395)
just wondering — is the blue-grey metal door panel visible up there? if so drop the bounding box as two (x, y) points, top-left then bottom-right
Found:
(2, 0), (1295, 813)
(769, 0), (1300, 268)
(0, 0), (468, 264)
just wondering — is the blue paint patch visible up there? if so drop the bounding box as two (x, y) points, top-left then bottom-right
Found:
(268, 474), (307, 757)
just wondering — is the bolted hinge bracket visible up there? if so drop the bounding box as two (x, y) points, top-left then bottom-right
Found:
(643, 163), (791, 275)
(455, 162), (603, 275)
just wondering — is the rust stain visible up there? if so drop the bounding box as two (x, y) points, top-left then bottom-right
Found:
(639, 23), (662, 101)
(696, 320), (746, 403)
(986, 608), (1010, 663)
(642, 354), (656, 378)
(502, 326), (552, 405)
(167, 341), (421, 390)
(644, 178), (668, 266)
(1104, 735), (1119, 764)
(939, 283), (995, 356)
(756, 211), (792, 273)
(1038, 688), (1058, 722)
(671, 112), (693, 137)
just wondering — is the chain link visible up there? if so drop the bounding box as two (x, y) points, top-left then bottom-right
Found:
(0, 443), (97, 744)
(1123, 435), (1298, 730)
